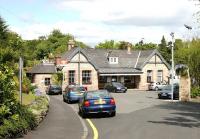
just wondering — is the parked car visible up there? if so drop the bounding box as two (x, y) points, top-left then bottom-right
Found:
(78, 90), (116, 118)
(148, 82), (167, 91)
(63, 85), (86, 103)
(46, 85), (62, 95)
(158, 84), (179, 99)
(104, 82), (127, 93)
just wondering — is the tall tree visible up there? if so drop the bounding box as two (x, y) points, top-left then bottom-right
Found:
(0, 16), (8, 46)
(158, 36), (171, 64)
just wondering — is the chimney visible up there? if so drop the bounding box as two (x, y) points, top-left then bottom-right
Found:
(68, 39), (75, 51)
(55, 56), (61, 65)
(127, 43), (132, 54)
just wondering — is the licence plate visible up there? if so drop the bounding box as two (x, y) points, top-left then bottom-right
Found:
(94, 99), (106, 104)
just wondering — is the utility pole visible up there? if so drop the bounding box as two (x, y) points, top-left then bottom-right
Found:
(78, 45), (80, 86)
(170, 32), (175, 101)
(19, 57), (23, 104)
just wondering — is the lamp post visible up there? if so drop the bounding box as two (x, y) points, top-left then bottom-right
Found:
(78, 45), (81, 86)
(184, 24), (192, 48)
(56, 66), (64, 91)
(170, 32), (175, 101)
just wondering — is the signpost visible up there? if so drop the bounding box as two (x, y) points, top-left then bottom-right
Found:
(19, 57), (23, 104)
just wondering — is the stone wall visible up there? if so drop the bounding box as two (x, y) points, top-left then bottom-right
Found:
(179, 76), (191, 101)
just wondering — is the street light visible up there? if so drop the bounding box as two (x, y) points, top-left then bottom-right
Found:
(184, 24), (192, 48)
(56, 66), (64, 91)
(170, 32), (175, 101)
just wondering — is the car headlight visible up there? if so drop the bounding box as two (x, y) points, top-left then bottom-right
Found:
(117, 87), (121, 90)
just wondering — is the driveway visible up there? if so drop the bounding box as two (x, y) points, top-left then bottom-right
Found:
(89, 90), (200, 139)
(19, 96), (84, 139)
(18, 90), (200, 139)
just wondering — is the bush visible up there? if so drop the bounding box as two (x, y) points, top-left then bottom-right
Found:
(0, 64), (37, 138)
(0, 104), (37, 138)
(191, 86), (200, 98)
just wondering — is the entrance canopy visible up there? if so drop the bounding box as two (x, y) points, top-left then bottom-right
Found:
(98, 68), (143, 76)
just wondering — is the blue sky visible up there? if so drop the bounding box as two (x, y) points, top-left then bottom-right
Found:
(0, 0), (198, 47)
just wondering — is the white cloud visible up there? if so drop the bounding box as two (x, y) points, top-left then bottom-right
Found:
(11, 0), (198, 47)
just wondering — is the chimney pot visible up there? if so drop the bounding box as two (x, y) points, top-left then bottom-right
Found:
(68, 39), (75, 51)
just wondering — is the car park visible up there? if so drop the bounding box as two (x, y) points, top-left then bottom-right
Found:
(46, 85), (62, 95)
(63, 85), (86, 103)
(148, 82), (167, 91)
(104, 82), (127, 93)
(158, 84), (179, 99)
(78, 90), (116, 118)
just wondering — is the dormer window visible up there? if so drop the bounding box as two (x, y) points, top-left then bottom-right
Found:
(109, 57), (118, 64)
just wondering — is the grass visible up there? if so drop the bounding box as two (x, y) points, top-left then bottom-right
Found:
(15, 92), (36, 105)
(191, 97), (200, 103)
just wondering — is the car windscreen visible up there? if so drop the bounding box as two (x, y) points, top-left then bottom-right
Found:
(71, 87), (85, 92)
(86, 90), (110, 99)
(162, 85), (171, 90)
(50, 85), (61, 90)
(112, 82), (124, 87)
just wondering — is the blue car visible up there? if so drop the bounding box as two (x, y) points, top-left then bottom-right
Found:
(63, 85), (86, 103)
(78, 90), (116, 118)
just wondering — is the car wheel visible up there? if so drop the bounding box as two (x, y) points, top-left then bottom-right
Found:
(66, 98), (71, 104)
(63, 97), (66, 102)
(155, 87), (159, 91)
(81, 111), (86, 118)
(113, 89), (117, 93)
(110, 111), (116, 117)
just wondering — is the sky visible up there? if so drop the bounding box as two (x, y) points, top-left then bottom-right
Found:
(0, 0), (199, 47)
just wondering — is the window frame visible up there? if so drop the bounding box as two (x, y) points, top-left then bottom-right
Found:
(44, 78), (51, 86)
(147, 70), (153, 83)
(69, 70), (75, 85)
(157, 70), (163, 82)
(82, 70), (92, 85)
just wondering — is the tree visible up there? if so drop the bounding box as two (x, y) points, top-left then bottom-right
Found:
(95, 40), (118, 49)
(0, 16), (8, 46)
(134, 42), (157, 50)
(158, 36), (171, 63)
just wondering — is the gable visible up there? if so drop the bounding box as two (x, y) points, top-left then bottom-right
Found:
(149, 54), (162, 63)
(70, 53), (88, 62)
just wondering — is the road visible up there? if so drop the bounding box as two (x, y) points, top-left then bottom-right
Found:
(19, 90), (200, 139)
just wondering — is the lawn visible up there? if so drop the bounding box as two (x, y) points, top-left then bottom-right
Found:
(15, 93), (36, 105)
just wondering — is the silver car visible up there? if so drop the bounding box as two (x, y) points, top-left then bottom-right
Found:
(148, 82), (167, 91)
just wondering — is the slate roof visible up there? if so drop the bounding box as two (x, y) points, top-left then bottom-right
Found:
(27, 64), (57, 74)
(61, 47), (170, 74)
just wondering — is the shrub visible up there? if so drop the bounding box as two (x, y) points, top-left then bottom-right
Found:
(191, 86), (200, 98)
(0, 104), (37, 138)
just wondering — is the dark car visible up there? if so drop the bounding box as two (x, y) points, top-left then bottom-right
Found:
(46, 85), (62, 95)
(78, 90), (116, 118)
(158, 84), (179, 99)
(104, 82), (127, 93)
(63, 85), (86, 103)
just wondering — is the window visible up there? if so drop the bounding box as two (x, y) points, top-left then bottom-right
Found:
(147, 70), (153, 83)
(45, 78), (50, 86)
(109, 57), (118, 64)
(82, 70), (91, 84)
(157, 70), (163, 82)
(69, 70), (75, 84)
